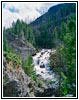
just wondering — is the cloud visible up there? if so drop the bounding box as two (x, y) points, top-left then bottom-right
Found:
(2, 2), (59, 28)
(3, 9), (21, 28)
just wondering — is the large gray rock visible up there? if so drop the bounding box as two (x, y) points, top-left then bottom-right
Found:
(6, 34), (36, 62)
(3, 80), (29, 97)
(3, 56), (34, 97)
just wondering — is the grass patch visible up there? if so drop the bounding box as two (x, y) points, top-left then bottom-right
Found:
(4, 51), (22, 67)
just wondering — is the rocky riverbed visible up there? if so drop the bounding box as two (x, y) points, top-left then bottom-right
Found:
(33, 49), (59, 96)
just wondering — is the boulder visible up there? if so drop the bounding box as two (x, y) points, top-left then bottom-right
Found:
(40, 64), (45, 68)
(37, 59), (40, 64)
(3, 80), (29, 97)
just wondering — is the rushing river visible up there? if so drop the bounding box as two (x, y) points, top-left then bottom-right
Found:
(33, 49), (73, 97)
(33, 49), (58, 87)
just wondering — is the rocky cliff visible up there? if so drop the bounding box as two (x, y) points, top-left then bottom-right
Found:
(3, 55), (59, 97)
(5, 33), (36, 61)
(3, 55), (35, 97)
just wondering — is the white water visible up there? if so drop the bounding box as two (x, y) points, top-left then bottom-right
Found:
(33, 49), (58, 85)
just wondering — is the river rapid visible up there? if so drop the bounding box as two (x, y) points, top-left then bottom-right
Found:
(33, 49), (58, 88)
(32, 49), (74, 97)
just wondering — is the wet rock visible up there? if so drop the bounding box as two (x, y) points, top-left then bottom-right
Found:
(41, 51), (45, 55)
(32, 53), (36, 56)
(40, 55), (42, 57)
(48, 71), (53, 75)
(33, 49), (59, 97)
(40, 64), (45, 68)
(37, 59), (40, 64)
(40, 62), (45, 68)
(36, 74), (41, 77)
(41, 71), (44, 73)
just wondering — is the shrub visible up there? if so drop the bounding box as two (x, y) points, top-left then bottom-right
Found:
(50, 52), (63, 71)
(23, 56), (37, 81)
(4, 51), (22, 67)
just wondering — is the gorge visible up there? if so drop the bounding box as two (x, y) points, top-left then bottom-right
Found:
(3, 3), (76, 97)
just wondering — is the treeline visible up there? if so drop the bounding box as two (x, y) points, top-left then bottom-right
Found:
(36, 23), (53, 48)
(3, 23), (38, 85)
(4, 19), (36, 48)
(50, 15), (76, 97)
(31, 3), (76, 49)
(60, 15), (76, 97)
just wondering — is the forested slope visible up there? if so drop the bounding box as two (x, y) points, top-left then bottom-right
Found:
(31, 3), (76, 48)
(3, 3), (76, 97)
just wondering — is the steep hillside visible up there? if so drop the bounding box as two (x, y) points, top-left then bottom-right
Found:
(5, 33), (36, 61)
(31, 3), (76, 48)
(3, 3), (76, 97)
(3, 54), (59, 97)
(3, 20), (37, 62)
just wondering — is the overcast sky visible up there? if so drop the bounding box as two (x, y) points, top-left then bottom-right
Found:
(2, 2), (60, 28)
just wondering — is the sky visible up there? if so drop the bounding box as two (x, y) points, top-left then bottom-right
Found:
(2, 2), (59, 28)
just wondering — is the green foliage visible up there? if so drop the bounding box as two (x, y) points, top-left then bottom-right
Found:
(3, 34), (22, 67)
(3, 36), (8, 52)
(4, 51), (22, 66)
(23, 56), (42, 87)
(4, 19), (36, 48)
(50, 15), (76, 97)
(50, 51), (63, 97)
(35, 80), (42, 87)
(47, 80), (55, 85)
(61, 72), (68, 96)
(52, 27), (58, 47)
(50, 52), (63, 69)
(60, 22), (68, 41)
(59, 15), (76, 96)
(27, 25), (36, 46)
(3, 4), (76, 96)
(3, 28), (8, 51)
(47, 18), (51, 28)
(37, 24), (52, 48)
(23, 56), (37, 81)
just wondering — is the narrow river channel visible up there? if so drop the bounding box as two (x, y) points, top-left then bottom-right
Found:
(33, 49), (58, 88)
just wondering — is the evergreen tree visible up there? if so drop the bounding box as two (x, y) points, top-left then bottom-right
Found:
(52, 27), (58, 47)
(59, 15), (76, 96)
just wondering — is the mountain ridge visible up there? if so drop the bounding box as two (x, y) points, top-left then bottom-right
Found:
(30, 3), (76, 48)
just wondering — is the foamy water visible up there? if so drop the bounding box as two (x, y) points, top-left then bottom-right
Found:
(33, 49), (58, 83)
